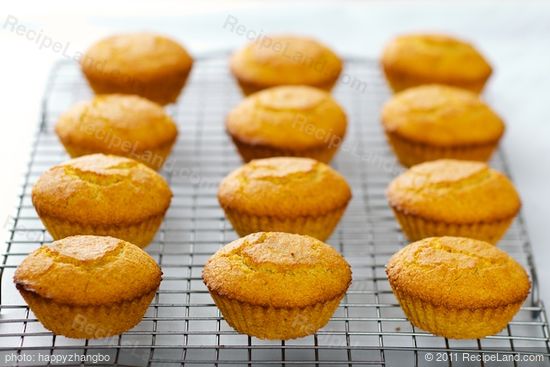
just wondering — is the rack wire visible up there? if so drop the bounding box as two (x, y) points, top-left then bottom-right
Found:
(0, 55), (549, 367)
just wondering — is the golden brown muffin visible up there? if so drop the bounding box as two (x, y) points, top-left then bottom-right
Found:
(32, 154), (172, 247)
(230, 35), (342, 95)
(218, 157), (352, 240)
(226, 86), (347, 163)
(203, 232), (351, 339)
(386, 159), (521, 244)
(382, 85), (505, 167)
(14, 235), (162, 338)
(381, 33), (492, 93)
(81, 32), (193, 105)
(55, 94), (178, 170)
(386, 236), (530, 339)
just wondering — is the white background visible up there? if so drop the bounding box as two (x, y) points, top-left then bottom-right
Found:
(0, 0), (549, 306)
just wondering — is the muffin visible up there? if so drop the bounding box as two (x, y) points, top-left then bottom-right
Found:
(230, 34), (342, 95)
(55, 94), (178, 170)
(81, 32), (193, 105)
(386, 159), (521, 244)
(32, 154), (172, 247)
(226, 86), (347, 163)
(381, 85), (505, 167)
(386, 236), (530, 339)
(218, 157), (352, 240)
(14, 235), (162, 338)
(381, 33), (492, 93)
(203, 232), (352, 339)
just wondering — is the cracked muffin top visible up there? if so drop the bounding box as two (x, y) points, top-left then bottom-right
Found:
(32, 154), (172, 225)
(218, 157), (351, 217)
(226, 86), (347, 151)
(14, 235), (162, 305)
(202, 232), (351, 308)
(230, 35), (342, 91)
(386, 236), (530, 309)
(382, 85), (504, 146)
(386, 159), (520, 223)
(55, 94), (178, 154)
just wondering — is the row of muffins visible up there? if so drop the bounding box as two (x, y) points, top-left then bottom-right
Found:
(17, 33), (196, 338)
(15, 31), (531, 341)
(381, 34), (530, 338)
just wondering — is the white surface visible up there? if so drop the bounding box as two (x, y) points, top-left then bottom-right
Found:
(1, 0), (549, 305)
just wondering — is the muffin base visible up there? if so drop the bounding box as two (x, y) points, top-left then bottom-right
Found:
(229, 136), (341, 164)
(222, 206), (348, 241)
(211, 292), (344, 340)
(59, 141), (175, 171)
(390, 207), (515, 244)
(37, 214), (165, 248)
(391, 289), (523, 339)
(18, 288), (156, 339)
(385, 132), (499, 168)
(382, 67), (488, 94)
(83, 69), (191, 105)
(234, 77), (338, 96)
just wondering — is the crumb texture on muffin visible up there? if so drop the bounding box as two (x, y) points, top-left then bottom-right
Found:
(55, 95), (178, 166)
(386, 236), (530, 309)
(14, 235), (161, 305)
(382, 85), (504, 146)
(226, 86), (346, 152)
(218, 157), (351, 218)
(32, 154), (172, 226)
(203, 232), (351, 308)
(230, 35), (342, 91)
(386, 159), (520, 223)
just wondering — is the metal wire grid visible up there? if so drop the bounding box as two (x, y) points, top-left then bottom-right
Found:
(0, 55), (549, 367)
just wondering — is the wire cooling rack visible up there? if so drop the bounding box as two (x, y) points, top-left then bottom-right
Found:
(0, 55), (549, 367)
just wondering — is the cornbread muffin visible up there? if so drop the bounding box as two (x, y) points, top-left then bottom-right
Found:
(203, 232), (352, 339)
(382, 85), (505, 167)
(386, 236), (530, 339)
(14, 235), (162, 338)
(32, 154), (172, 247)
(226, 86), (347, 163)
(218, 157), (352, 240)
(55, 95), (178, 170)
(230, 35), (342, 95)
(386, 159), (520, 244)
(81, 32), (193, 104)
(381, 33), (492, 93)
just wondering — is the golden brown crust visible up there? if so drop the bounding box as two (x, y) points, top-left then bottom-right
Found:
(381, 33), (492, 92)
(382, 85), (504, 147)
(226, 86), (347, 152)
(13, 235), (162, 306)
(202, 232), (352, 308)
(55, 94), (178, 167)
(32, 154), (172, 225)
(386, 159), (520, 223)
(386, 236), (530, 309)
(81, 32), (193, 104)
(230, 35), (342, 92)
(218, 157), (352, 218)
